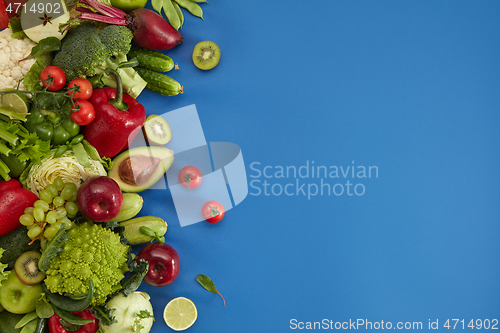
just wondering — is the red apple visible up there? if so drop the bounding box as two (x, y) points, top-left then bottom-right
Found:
(136, 243), (179, 287)
(76, 176), (123, 222)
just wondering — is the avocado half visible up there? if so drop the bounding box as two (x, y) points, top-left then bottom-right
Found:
(108, 146), (174, 192)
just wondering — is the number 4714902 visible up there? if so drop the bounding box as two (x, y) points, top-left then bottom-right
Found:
(443, 319), (498, 330)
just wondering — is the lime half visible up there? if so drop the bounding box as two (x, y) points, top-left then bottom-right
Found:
(163, 297), (198, 331)
(0, 89), (29, 119)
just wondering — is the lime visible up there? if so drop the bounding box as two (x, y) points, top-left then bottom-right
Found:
(163, 297), (198, 331)
(0, 89), (29, 116)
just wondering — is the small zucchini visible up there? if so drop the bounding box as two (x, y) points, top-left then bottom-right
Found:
(128, 46), (175, 72)
(120, 216), (168, 245)
(108, 193), (143, 223)
(136, 68), (183, 96)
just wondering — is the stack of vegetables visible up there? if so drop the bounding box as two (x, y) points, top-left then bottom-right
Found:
(0, 0), (197, 331)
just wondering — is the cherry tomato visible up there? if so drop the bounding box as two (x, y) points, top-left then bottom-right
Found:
(178, 165), (203, 189)
(201, 200), (225, 223)
(40, 66), (66, 91)
(67, 78), (93, 100)
(71, 100), (95, 126)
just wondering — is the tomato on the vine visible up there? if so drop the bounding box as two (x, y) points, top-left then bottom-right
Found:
(67, 78), (93, 100)
(202, 200), (225, 223)
(40, 66), (66, 91)
(71, 100), (95, 126)
(178, 165), (202, 189)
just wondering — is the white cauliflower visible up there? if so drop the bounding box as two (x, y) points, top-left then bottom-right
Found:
(0, 28), (37, 91)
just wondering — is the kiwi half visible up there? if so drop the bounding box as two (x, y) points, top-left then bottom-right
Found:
(192, 41), (221, 70)
(142, 115), (172, 145)
(14, 251), (45, 285)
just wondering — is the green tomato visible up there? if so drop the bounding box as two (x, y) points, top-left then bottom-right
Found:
(110, 0), (148, 12)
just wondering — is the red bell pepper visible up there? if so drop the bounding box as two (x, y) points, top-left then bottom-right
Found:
(83, 70), (146, 158)
(0, 179), (38, 236)
(0, 0), (9, 30)
(48, 308), (98, 333)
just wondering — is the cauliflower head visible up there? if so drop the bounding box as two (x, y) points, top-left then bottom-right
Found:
(44, 222), (129, 306)
(0, 28), (37, 91)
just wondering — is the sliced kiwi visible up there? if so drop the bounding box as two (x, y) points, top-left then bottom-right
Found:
(142, 115), (172, 145)
(15, 251), (45, 285)
(192, 41), (221, 70)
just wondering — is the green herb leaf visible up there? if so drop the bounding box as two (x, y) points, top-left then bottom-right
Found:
(196, 274), (226, 307)
(8, 17), (27, 38)
(21, 37), (61, 62)
(36, 295), (54, 319)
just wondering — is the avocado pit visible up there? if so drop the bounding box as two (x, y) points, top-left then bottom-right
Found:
(119, 155), (162, 186)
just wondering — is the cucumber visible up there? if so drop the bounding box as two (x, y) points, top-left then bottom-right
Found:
(128, 46), (175, 72)
(136, 68), (183, 96)
(108, 193), (143, 223)
(120, 216), (167, 245)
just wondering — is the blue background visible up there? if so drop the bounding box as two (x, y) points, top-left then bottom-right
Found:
(135, 1), (500, 332)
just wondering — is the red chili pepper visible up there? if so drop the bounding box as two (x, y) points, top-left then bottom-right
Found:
(83, 70), (146, 158)
(48, 308), (99, 333)
(0, 179), (38, 236)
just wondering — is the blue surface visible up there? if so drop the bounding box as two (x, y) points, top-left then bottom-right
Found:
(135, 1), (500, 332)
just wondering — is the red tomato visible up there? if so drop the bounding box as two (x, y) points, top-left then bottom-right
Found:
(0, 0), (8, 30)
(201, 200), (225, 223)
(178, 165), (202, 189)
(67, 78), (93, 100)
(71, 100), (95, 126)
(40, 66), (66, 91)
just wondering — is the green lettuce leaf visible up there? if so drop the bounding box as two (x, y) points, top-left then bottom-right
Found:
(22, 53), (53, 91)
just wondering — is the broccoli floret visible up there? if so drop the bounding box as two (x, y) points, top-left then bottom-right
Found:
(53, 22), (147, 98)
(44, 222), (129, 306)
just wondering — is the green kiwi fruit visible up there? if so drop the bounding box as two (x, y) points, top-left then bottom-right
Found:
(192, 41), (221, 70)
(14, 251), (45, 285)
(142, 115), (172, 145)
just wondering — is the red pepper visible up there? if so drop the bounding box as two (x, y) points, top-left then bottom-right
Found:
(48, 308), (98, 333)
(0, 0), (9, 30)
(83, 70), (146, 158)
(0, 179), (38, 236)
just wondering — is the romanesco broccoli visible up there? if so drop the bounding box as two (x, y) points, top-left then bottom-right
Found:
(52, 22), (147, 98)
(44, 222), (129, 306)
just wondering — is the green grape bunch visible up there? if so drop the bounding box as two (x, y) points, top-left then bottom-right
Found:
(19, 177), (79, 243)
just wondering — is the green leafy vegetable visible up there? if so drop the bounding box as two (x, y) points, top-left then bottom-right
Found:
(0, 248), (10, 287)
(90, 305), (117, 326)
(36, 295), (54, 319)
(8, 17), (27, 38)
(120, 259), (149, 296)
(139, 226), (165, 243)
(21, 37), (61, 62)
(196, 274), (226, 307)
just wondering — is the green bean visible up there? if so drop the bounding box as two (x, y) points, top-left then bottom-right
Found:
(172, 1), (184, 29)
(151, 0), (163, 13)
(163, 0), (182, 30)
(173, 0), (203, 20)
